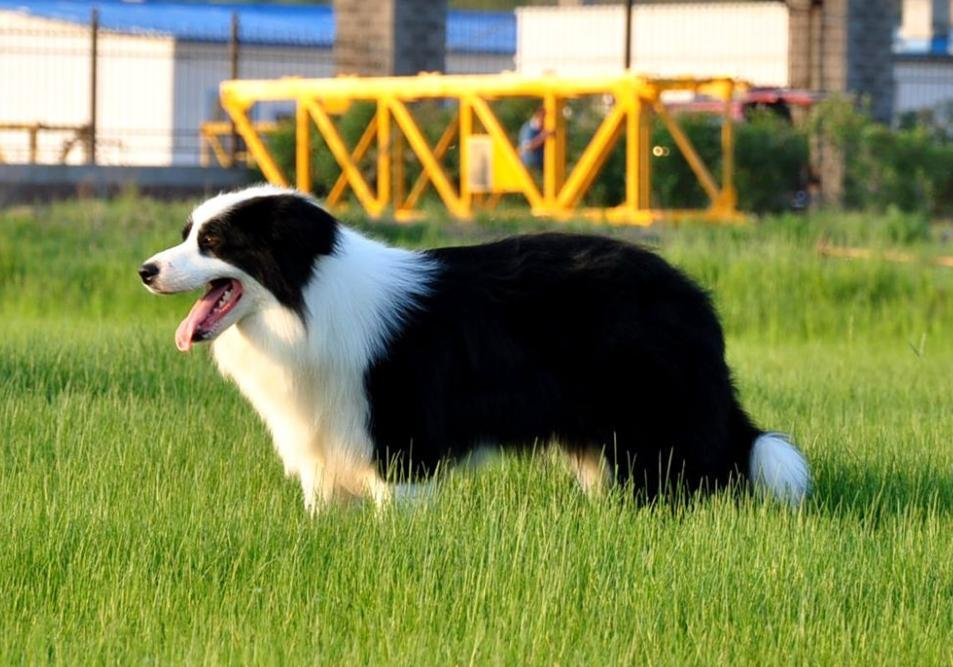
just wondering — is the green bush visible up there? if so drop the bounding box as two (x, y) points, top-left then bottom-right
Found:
(810, 97), (953, 217)
(734, 111), (810, 213)
(649, 111), (809, 213)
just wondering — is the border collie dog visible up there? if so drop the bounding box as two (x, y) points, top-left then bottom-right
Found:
(140, 185), (810, 512)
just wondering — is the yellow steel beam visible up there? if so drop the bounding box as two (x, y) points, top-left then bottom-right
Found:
(295, 102), (311, 193)
(718, 89), (738, 214)
(221, 73), (745, 106)
(639, 102), (652, 210)
(469, 95), (545, 212)
(556, 100), (626, 210)
(377, 101), (391, 209)
(222, 99), (288, 186)
(403, 112), (458, 210)
(543, 94), (565, 205)
(305, 99), (383, 216)
(394, 130), (405, 209)
(459, 99), (473, 209)
(653, 100), (720, 204)
(625, 96), (641, 211)
(326, 116), (377, 207)
(386, 98), (467, 218)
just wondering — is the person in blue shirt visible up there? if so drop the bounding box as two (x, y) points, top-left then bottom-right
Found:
(518, 106), (551, 170)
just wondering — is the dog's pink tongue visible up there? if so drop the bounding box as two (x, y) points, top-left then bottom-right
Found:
(175, 287), (222, 352)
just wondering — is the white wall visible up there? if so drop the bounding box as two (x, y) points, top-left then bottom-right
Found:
(0, 11), (176, 165)
(516, 3), (790, 86)
(97, 30), (177, 165)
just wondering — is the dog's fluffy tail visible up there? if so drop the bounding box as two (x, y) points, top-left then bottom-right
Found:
(748, 432), (811, 506)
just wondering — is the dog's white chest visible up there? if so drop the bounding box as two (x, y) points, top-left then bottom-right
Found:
(211, 321), (373, 482)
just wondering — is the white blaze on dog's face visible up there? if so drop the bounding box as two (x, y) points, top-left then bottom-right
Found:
(139, 186), (338, 351)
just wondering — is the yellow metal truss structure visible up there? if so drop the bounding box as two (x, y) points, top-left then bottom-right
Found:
(220, 73), (745, 225)
(199, 120), (279, 168)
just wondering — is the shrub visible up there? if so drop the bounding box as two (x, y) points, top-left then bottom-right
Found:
(650, 110), (809, 213)
(810, 96), (953, 217)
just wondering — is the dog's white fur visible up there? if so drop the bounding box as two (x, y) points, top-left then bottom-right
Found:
(749, 433), (812, 506)
(143, 188), (434, 512)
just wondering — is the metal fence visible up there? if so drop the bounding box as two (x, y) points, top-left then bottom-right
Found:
(4, 2), (953, 168)
(0, 6), (515, 167)
(0, 9), (335, 167)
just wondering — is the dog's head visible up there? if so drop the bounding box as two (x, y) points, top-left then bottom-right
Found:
(139, 186), (337, 351)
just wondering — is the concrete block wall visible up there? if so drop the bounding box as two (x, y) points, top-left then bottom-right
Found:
(847, 0), (898, 122)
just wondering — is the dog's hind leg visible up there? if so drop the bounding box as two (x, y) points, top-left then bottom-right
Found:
(362, 469), (394, 511)
(357, 468), (436, 511)
(563, 446), (612, 498)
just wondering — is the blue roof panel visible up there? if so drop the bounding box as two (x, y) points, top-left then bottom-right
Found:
(0, 1), (514, 52)
(447, 9), (515, 55)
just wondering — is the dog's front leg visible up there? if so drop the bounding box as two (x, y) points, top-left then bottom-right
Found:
(563, 445), (613, 498)
(298, 457), (334, 516)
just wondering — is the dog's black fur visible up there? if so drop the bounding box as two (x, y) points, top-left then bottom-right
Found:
(367, 232), (760, 496)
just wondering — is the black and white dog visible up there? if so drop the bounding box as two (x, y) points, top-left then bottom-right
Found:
(140, 185), (810, 512)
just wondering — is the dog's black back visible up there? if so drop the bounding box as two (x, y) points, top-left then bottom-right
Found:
(365, 233), (759, 496)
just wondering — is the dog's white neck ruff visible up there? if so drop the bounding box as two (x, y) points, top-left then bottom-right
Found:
(211, 226), (435, 511)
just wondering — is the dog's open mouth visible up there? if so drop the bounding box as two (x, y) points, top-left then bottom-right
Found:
(175, 278), (243, 351)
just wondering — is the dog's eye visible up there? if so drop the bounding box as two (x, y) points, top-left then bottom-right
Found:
(198, 233), (217, 251)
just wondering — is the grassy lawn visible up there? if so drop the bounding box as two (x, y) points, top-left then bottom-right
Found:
(2, 197), (952, 664)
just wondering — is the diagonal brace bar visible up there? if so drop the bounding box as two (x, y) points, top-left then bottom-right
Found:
(469, 96), (545, 211)
(386, 98), (466, 218)
(326, 116), (378, 207)
(403, 112), (458, 210)
(222, 99), (288, 186)
(653, 101), (720, 204)
(556, 100), (626, 209)
(305, 99), (383, 216)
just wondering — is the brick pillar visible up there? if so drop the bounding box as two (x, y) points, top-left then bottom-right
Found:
(334, 0), (446, 76)
(787, 0), (816, 91)
(789, 0), (896, 119)
(788, 0), (897, 204)
(846, 0), (897, 123)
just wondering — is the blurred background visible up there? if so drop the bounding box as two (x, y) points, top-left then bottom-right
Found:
(0, 0), (950, 217)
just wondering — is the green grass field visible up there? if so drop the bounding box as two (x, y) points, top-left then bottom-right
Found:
(2, 197), (953, 664)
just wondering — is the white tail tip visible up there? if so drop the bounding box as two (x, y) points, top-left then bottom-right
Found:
(749, 432), (811, 506)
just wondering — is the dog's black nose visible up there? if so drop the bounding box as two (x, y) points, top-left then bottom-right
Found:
(138, 262), (159, 285)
